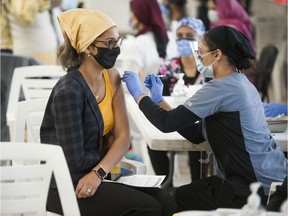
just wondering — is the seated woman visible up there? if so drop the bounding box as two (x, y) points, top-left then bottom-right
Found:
(148, 17), (210, 186)
(40, 8), (176, 216)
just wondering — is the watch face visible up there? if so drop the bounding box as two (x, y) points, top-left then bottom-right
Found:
(97, 167), (107, 178)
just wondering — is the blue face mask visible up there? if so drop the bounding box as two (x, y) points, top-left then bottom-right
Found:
(177, 39), (194, 57)
(160, 4), (170, 17)
(195, 58), (215, 78)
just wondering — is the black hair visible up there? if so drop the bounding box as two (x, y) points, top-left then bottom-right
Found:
(168, 0), (187, 7)
(168, 0), (187, 18)
(203, 26), (255, 70)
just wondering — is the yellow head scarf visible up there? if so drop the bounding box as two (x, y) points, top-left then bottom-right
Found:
(57, 8), (116, 53)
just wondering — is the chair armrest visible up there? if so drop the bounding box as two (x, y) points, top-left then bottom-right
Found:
(118, 157), (147, 175)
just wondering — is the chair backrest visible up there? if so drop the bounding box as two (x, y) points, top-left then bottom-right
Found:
(14, 98), (147, 175)
(256, 45), (278, 102)
(7, 65), (66, 141)
(0, 141), (80, 216)
(14, 98), (49, 143)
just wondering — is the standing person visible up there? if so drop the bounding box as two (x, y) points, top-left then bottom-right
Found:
(120, 0), (169, 83)
(2, 0), (58, 64)
(40, 8), (177, 216)
(149, 17), (209, 186)
(122, 26), (287, 211)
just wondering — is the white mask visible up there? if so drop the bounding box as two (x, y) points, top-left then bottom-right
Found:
(208, 9), (219, 23)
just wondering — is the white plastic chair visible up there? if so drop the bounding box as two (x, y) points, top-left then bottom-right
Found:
(14, 98), (147, 175)
(0, 141), (81, 216)
(6, 65), (66, 141)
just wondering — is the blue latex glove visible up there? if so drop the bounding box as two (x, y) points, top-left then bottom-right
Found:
(122, 71), (145, 101)
(263, 102), (288, 117)
(144, 74), (164, 103)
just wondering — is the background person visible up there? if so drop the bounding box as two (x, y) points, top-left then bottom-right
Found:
(120, 0), (169, 83)
(160, 0), (188, 59)
(122, 26), (287, 211)
(206, 0), (256, 55)
(40, 8), (177, 216)
(2, 0), (58, 64)
(148, 17), (209, 187)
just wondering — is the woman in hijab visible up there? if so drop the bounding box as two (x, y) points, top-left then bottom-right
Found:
(40, 8), (176, 216)
(148, 17), (209, 188)
(120, 0), (169, 82)
(207, 0), (256, 55)
(123, 26), (287, 211)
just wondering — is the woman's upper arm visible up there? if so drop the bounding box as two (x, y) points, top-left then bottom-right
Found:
(109, 69), (130, 141)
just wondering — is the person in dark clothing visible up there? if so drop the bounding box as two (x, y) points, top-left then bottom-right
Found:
(122, 26), (287, 211)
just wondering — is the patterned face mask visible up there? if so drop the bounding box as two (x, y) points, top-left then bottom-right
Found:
(177, 39), (195, 57)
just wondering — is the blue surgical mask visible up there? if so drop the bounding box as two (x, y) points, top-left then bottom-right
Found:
(160, 4), (170, 17)
(177, 39), (194, 57)
(196, 58), (215, 78)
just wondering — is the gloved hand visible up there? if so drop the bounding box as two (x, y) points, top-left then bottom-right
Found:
(263, 102), (288, 117)
(122, 71), (145, 101)
(144, 74), (164, 103)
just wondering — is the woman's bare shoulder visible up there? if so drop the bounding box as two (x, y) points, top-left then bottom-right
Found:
(107, 67), (122, 94)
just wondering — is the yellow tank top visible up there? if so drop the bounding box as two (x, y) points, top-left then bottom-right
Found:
(98, 70), (114, 136)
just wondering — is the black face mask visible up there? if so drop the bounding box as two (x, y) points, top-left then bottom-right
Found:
(93, 46), (120, 69)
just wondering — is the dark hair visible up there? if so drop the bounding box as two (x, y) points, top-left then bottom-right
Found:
(168, 0), (187, 7)
(57, 34), (85, 69)
(203, 26), (255, 70)
(155, 36), (168, 59)
(168, 0), (187, 18)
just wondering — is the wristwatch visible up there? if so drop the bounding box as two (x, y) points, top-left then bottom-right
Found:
(93, 165), (107, 180)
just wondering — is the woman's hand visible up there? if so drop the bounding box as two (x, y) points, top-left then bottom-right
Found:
(75, 171), (102, 198)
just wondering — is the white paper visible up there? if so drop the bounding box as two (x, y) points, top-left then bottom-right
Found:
(103, 175), (166, 187)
